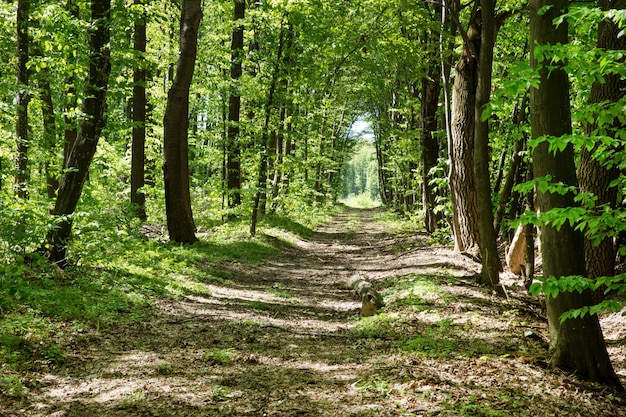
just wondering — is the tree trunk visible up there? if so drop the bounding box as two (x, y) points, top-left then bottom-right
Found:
(39, 78), (59, 199)
(62, 1), (80, 168)
(576, 0), (626, 284)
(420, 29), (442, 233)
(45, 0), (112, 265)
(493, 97), (528, 235)
(162, 0), (202, 244)
(530, 0), (622, 389)
(449, 12), (480, 258)
(15, 0), (30, 198)
(250, 21), (286, 235)
(226, 0), (245, 213)
(131, 0), (147, 221)
(474, 0), (501, 286)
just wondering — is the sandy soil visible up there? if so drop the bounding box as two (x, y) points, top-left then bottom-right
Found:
(3, 208), (625, 416)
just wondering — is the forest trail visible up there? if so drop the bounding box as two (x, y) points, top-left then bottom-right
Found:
(7, 208), (626, 416)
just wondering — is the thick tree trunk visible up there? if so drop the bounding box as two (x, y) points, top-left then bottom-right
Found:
(530, 0), (621, 389)
(474, 0), (501, 285)
(163, 0), (202, 243)
(449, 48), (480, 257)
(577, 0), (626, 284)
(15, 0), (30, 198)
(131, 0), (147, 221)
(45, 0), (112, 265)
(226, 0), (245, 213)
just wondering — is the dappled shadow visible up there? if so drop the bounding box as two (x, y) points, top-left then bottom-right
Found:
(4, 207), (625, 417)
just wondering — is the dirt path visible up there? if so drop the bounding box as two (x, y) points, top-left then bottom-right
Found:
(8, 208), (626, 416)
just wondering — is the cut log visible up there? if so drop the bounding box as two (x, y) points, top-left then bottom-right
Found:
(507, 224), (526, 275)
(346, 274), (384, 316)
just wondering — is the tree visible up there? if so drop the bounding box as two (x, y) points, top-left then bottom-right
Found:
(576, 0), (626, 284)
(449, 7), (481, 258)
(225, 0), (245, 214)
(529, 0), (621, 388)
(420, 4), (443, 233)
(45, 0), (112, 265)
(250, 17), (288, 235)
(131, 0), (148, 221)
(15, 0), (30, 198)
(473, 0), (501, 286)
(162, 0), (202, 243)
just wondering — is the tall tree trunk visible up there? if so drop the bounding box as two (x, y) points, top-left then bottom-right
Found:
(131, 0), (147, 221)
(576, 0), (626, 284)
(226, 0), (245, 213)
(15, 0), (30, 198)
(45, 0), (112, 265)
(493, 97), (528, 235)
(449, 10), (481, 258)
(39, 78), (58, 199)
(250, 21), (286, 235)
(63, 0), (79, 166)
(163, 0), (202, 243)
(530, 0), (622, 388)
(474, 0), (501, 285)
(269, 104), (286, 212)
(420, 13), (443, 233)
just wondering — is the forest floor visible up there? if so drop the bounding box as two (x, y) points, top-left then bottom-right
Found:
(2, 207), (626, 416)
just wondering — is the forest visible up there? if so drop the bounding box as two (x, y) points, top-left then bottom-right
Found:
(1, 0), (626, 415)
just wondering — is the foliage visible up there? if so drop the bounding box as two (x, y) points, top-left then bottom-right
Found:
(529, 275), (626, 322)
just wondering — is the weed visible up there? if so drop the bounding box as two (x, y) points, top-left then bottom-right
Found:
(270, 289), (292, 299)
(155, 363), (173, 375)
(116, 388), (147, 409)
(248, 301), (270, 310)
(351, 312), (404, 339)
(0, 373), (24, 398)
(204, 348), (238, 365)
(211, 384), (234, 401)
(352, 375), (392, 397)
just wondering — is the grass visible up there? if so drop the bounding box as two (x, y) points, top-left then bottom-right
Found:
(0, 202), (339, 382)
(340, 194), (382, 209)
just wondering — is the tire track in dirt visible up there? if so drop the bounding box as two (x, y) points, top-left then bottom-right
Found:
(10, 208), (626, 416)
(16, 208), (454, 416)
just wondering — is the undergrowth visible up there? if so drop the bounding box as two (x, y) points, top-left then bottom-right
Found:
(0, 200), (340, 395)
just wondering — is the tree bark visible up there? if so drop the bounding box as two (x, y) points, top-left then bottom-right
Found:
(163, 0), (202, 243)
(131, 0), (147, 221)
(45, 0), (112, 265)
(15, 0), (30, 198)
(225, 0), (245, 214)
(474, 0), (501, 285)
(250, 21), (287, 235)
(420, 10), (443, 233)
(39, 78), (59, 199)
(530, 0), (622, 388)
(449, 10), (481, 258)
(576, 0), (626, 283)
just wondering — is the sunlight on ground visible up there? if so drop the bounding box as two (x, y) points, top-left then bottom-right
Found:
(340, 194), (382, 209)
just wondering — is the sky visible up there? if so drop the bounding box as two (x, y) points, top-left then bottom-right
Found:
(349, 119), (375, 142)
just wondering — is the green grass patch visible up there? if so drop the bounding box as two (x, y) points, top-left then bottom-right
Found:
(0, 207), (313, 374)
(372, 209), (421, 234)
(340, 194), (382, 209)
(203, 348), (238, 365)
(351, 312), (407, 339)
(382, 273), (450, 309)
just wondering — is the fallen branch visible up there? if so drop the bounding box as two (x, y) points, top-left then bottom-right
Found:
(346, 274), (384, 316)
